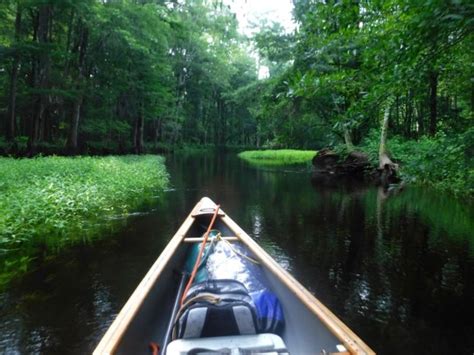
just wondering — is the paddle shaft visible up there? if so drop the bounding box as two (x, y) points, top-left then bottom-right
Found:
(162, 272), (187, 354)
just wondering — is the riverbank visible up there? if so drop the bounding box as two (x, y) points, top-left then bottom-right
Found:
(239, 136), (473, 197)
(0, 155), (168, 286)
(360, 130), (474, 197)
(238, 149), (317, 166)
(0, 138), (254, 157)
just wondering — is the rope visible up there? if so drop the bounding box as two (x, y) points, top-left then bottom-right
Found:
(172, 293), (222, 340)
(149, 342), (160, 355)
(180, 205), (220, 307)
(216, 234), (260, 265)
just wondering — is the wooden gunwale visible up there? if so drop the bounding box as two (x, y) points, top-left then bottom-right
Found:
(93, 211), (196, 355)
(220, 212), (375, 355)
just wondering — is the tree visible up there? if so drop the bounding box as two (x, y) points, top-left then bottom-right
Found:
(0, 0), (261, 153)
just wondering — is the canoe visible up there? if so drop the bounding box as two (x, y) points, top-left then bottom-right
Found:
(94, 197), (374, 355)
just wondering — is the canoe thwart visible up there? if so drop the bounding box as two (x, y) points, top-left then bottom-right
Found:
(183, 236), (239, 243)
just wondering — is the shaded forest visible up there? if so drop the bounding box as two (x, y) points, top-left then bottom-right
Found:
(0, 0), (259, 155)
(0, 0), (473, 157)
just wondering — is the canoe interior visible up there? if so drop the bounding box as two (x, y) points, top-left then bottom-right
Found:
(115, 214), (342, 354)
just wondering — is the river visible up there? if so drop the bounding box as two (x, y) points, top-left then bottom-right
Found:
(1, 152), (473, 354)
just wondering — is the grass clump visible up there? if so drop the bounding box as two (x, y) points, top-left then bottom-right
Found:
(238, 149), (317, 166)
(0, 155), (169, 286)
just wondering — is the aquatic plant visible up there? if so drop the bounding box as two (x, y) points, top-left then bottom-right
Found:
(0, 155), (168, 286)
(238, 149), (317, 166)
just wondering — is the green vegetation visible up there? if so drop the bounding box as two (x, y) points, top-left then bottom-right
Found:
(0, 0), (258, 155)
(0, 1), (471, 195)
(360, 128), (474, 196)
(251, 1), (472, 147)
(0, 155), (168, 285)
(238, 149), (317, 166)
(248, 1), (472, 195)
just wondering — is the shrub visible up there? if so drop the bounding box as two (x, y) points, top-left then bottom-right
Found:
(361, 130), (474, 196)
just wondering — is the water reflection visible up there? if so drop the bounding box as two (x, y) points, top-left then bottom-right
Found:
(0, 152), (473, 354)
(250, 207), (264, 239)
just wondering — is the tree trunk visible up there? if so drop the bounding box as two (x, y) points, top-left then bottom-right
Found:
(405, 90), (414, 138)
(221, 99), (227, 146)
(153, 118), (161, 144)
(429, 70), (438, 136)
(217, 97), (222, 145)
(67, 97), (82, 153)
(379, 97), (398, 184)
(343, 126), (354, 152)
(66, 20), (88, 153)
(379, 98), (392, 168)
(6, 4), (22, 141)
(28, 5), (51, 154)
(395, 95), (400, 132)
(417, 101), (424, 136)
(213, 92), (219, 145)
(256, 126), (260, 148)
(134, 101), (145, 154)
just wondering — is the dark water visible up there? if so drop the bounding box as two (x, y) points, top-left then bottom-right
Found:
(1, 152), (473, 354)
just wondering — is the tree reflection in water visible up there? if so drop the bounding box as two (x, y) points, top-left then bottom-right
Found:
(0, 152), (472, 354)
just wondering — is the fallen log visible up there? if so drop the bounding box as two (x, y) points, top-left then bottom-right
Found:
(312, 148), (372, 176)
(311, 148), (399, 186)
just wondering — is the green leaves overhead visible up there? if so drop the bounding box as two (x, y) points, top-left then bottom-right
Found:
(252, 0), (473, 149)
(0, 0), (471, 154)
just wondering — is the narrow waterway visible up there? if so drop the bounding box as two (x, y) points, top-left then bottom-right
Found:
(1, 152), (473, 354)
